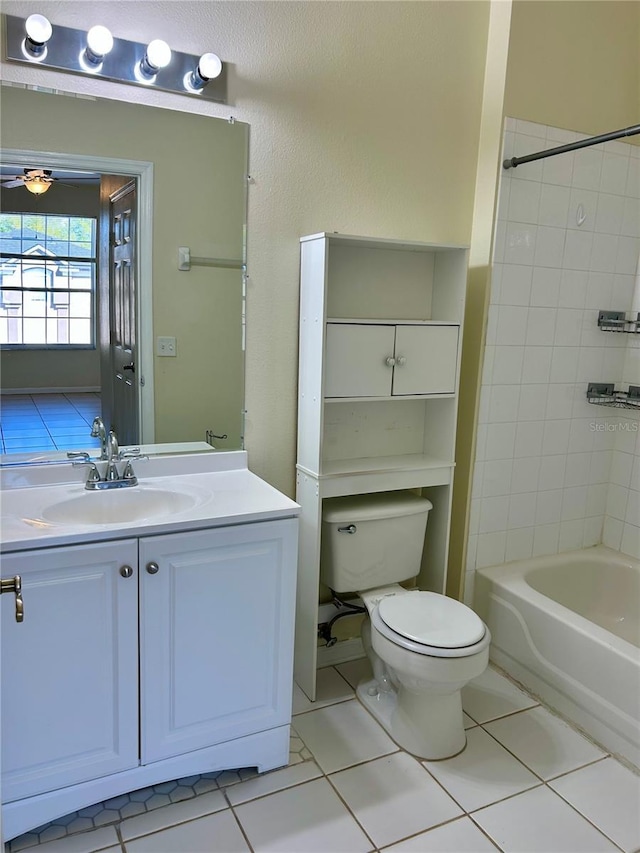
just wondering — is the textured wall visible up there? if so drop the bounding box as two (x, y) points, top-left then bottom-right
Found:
(504, 1), (640, 136)
(1, 1), (491, 494)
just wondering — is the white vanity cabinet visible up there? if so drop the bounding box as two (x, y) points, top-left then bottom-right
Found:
(296, 233), (468, 700)
(1, 540), (139, 804)
(140, 521), (298, 763)
(1, 493), (298, 842)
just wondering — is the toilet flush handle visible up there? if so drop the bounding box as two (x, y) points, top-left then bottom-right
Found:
(338, 524), (357, 534)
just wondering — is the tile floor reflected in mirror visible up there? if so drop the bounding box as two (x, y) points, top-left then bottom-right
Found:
(5, 663), (639, 853)
(0, 394), (101, 455)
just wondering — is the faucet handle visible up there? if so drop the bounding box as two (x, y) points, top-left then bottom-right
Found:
(119, 447), (142, 458)
(67, 451), (91, 465)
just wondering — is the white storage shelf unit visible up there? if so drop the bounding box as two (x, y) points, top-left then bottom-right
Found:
(295, 233), (468, 700)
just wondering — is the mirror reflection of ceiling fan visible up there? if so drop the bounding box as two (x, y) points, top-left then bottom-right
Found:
(0, 168), (97, 196)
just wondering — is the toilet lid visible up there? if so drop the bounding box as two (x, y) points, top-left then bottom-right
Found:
(377, 592), (486, 649)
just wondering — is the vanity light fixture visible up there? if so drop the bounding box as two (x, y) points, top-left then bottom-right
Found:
(4, 13), (228, 103)
(23, 13), (52, 59)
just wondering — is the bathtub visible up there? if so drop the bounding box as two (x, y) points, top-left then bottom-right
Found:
(474, 546), (640, 770)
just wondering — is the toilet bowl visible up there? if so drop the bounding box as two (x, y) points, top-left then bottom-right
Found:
(321, 491), (490, 759)
(358, 586), (490, 759)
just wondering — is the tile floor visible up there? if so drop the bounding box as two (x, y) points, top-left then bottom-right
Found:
(5, 662), (639, 853)
(0, 394), (102, 456)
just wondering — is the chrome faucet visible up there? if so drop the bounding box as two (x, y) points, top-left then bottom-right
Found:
(90, 417), (108, 460)
(105, 430), (120, 481)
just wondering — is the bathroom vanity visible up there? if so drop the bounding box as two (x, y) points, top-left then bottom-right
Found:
(0, 451), (299, 842)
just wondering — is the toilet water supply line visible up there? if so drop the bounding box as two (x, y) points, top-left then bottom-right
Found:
(318, 592), (367, 647)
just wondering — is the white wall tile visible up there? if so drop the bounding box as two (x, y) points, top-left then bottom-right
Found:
(621, 522), (640, 559)
(558, 269), (588, 309)
(563, 230), (593, 271)
(561, 486), (588, 521)
(508, 492), (537, 529)
(567, 189), (598, 232)
(508, 178), (541, 224)
(600, 153), (629, 196)
(572, 148), (602, 191)
(505, 527), (534, 562)
(539, 184), (570, 228)
(504, 222), (537, 266)
(521, 348), (552, 384)
(526, 308), (557, 345)
(492, 346), (524, 384)
(538, 455), (567, 491)
(530, 268), (561, 307)
(514, 421), (544, 458)
(470, 121), (639, 571)
(499, 264), (533, 306)
(534, 226), (566, 268)
(482, 460), (514, 497)
(532, 523), (560, 556)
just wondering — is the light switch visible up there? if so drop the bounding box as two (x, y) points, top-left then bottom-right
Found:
(157, 336), (177, 357)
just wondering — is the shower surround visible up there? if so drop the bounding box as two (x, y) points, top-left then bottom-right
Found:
(466, 118), (640, 600)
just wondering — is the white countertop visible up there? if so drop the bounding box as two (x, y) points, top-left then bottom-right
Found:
(0, 452), (300, 553)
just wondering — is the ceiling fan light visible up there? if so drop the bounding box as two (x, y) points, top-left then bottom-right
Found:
(85, 25), (113, 65)
(25, 177), (51, 195)
(24, 13), (52, 58)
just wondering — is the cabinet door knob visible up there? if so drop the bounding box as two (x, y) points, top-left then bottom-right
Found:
(120, 565), (134, 578)
(396, 356), (406, 367)
(146, 562), (160, 574)
(385, 356), (396, 367)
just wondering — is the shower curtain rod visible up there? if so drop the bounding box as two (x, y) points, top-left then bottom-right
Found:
(503, 122), (640, 169)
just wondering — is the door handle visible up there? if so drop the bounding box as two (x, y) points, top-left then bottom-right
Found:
(122, 363), (135, 373)
(1, 575), (24, 623)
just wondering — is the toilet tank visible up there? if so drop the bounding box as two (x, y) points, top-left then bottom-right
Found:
(321, 491), (433, 593)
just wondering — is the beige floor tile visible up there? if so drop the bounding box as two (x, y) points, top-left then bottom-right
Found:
(233, 777), (372, 852)
(125, 809), (249, 852)
(120, 790), (227, 841)
(382, 816), (499, 851)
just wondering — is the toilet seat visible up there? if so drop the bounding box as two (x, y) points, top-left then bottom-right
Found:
(372, 592), (489, 658)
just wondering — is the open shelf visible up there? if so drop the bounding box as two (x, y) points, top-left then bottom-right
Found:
(586, 383), (640, 410)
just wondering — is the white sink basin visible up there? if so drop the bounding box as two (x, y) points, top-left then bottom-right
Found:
(42, 488), (200, 525)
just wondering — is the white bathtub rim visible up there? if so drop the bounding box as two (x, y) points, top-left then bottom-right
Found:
(476, 545), (638, 660)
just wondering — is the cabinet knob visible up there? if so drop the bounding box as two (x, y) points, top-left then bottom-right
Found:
(120, 565), (134, 578)
(396, 356), (407, 367)
(146, 562), (160, 575)
(385, 356), (396, 367)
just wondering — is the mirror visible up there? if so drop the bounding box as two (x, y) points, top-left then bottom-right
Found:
(0, 85), (248, 461)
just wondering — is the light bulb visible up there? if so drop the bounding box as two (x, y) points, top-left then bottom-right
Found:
(25, 177), (51, 196)
(145, 39), (171, 69)
(25, 14), (52, 44)
(198, 53), (222, 80)
(24, 13), (52, 58)
(186, 52), (222, 92)
(85, 25), (113, 64)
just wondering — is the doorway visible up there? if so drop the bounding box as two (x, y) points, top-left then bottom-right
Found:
(0, 148), (154, 449)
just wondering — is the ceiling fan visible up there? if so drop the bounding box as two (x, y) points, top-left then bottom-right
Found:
(0, 168), (96, 196)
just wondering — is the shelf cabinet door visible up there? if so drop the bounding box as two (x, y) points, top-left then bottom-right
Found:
(1, 540), (139, 803)
(140, 519), (298, 764)
(325, 323), (395, 397)
(392, 325), (459, 396)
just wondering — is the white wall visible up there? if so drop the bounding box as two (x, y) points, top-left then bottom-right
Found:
(466, 118), (640, 599)
(0, 0), (491, 495)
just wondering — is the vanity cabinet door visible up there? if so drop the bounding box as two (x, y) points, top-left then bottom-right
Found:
(139, 518), (298, 764)
(1, 540), (139, 803)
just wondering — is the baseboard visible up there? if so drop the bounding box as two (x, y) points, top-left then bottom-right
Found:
(1, 387), (101, 396)
(317, 637), (365, 668)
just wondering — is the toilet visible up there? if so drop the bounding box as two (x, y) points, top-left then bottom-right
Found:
(321, 490), (490, 760)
